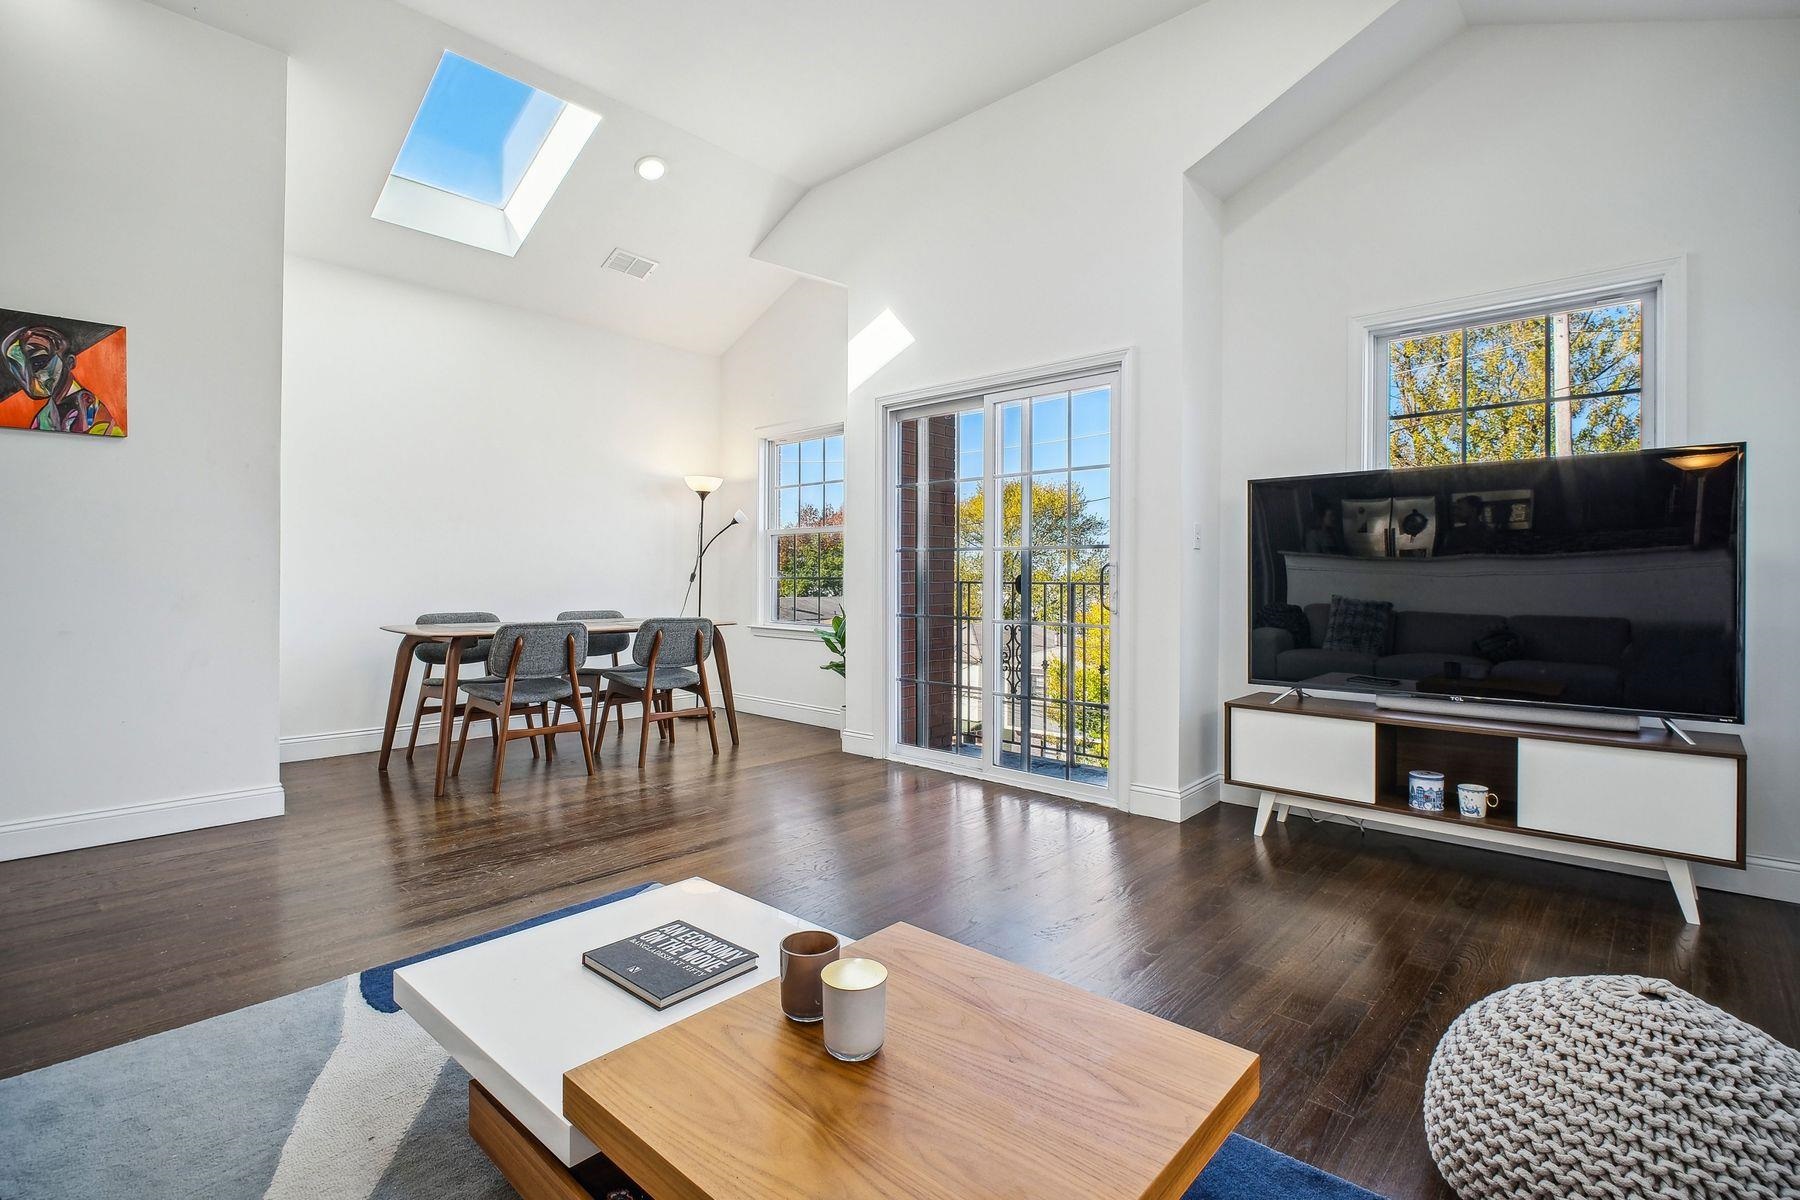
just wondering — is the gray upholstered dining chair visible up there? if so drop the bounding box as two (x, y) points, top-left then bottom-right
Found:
(405, 610), (497, 763)
(552, 608), (631, 744)
(450, 621), (594, 792)
(593, 617), (720, 769)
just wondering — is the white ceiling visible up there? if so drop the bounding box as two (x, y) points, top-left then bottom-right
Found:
(147, 0), (806, 355)
(1461, 0), (1800, 21)
(148, 0), (1800, 354)
(392, 0), (1210, 187)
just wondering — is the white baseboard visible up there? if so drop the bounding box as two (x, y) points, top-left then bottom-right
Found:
(732, 693), (844, 730)
(1700, 855), (1800, 906)
(1129, 774), (1222, 823)
(1218, 785), (1799, 906)
(840, 728), (880, 758)
(285, 696), (846, 763)
(281, 712), (538, 763)
(0, 784), (285, 862)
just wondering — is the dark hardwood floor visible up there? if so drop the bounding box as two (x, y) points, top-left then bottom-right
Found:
(3, 714), (1796, 1198)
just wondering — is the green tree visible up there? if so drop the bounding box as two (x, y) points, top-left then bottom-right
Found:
(1388, 303), (1641, 468)
(957, 478), (1112, 764)
(1564, 304), (1642, 454)
(775, 499), (844, 621)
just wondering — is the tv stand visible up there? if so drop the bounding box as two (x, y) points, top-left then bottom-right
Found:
(1225, 693), (1745, 924)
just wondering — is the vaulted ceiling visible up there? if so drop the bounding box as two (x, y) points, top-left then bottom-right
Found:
(392, 0), (1212, 187)
(149, 0), (806, 355)
(152, 0), (1800, 356)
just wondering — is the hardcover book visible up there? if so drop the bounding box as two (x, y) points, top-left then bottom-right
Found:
(582, 920), (760, 1010)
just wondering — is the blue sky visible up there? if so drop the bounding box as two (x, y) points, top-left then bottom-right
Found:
(392, 52), (564, 206)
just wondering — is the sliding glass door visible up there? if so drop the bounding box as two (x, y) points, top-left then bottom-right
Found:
(890, 369), (1116, 798)
(894, 405), (986, 763)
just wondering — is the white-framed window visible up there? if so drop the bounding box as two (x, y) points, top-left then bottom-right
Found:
(1368, 279), (1664, 469)
(763, 428), (845, 627)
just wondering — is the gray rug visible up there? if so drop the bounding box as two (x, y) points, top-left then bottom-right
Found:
(0, 973), (510, 1200)
(1, 880), (1383, 1200)
(2, 882), (666, 1200)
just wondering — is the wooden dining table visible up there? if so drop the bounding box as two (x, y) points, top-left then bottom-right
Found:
(377, 619), (740, 797)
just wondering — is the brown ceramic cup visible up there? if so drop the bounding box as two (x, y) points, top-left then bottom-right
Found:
(779, 929), (840, 1023)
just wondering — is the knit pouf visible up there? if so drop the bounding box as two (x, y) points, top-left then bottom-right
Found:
(1424, 975), (1800, 1199)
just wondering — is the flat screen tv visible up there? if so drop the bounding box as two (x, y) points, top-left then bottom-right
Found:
(1247, 444), (1745, 723)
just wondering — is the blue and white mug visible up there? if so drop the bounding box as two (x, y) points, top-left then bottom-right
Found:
(1407, 770), (1446, 812)
(1457, 783), (1498, 819)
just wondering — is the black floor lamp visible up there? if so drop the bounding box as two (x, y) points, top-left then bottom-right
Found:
(683, 475), (745, 616)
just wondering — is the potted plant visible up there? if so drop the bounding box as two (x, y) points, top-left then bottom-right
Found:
(818, 611), (846, 678)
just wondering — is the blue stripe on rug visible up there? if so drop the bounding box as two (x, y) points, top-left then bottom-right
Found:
(1188, 1133), (1384, 1199)
(358, 881), (659, 1013)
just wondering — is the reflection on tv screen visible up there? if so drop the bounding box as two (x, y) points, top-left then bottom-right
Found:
(1247, 445), (1745, 722)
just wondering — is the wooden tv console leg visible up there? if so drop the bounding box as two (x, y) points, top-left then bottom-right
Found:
(1276, 802), (1290, 824)
(1253, 792), (1278, 838)
(1664, 858), (1701, 926)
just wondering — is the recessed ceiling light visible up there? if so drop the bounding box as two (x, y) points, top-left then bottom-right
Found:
(635, 155), (667, 181)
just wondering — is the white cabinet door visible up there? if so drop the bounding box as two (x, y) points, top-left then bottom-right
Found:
(1516, 741), (1738, 862)
(1229, 710), (1375, 805)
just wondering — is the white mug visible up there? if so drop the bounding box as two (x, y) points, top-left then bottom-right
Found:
(1457, 783), (1498, 818)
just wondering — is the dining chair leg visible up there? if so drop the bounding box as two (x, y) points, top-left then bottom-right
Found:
(612, 662), (626, 737)
(524, 710), (540, 760)
(542, 705), (556, 761)
(666, 690), (677, 745)
(637, 694), (653, 769)
(491, 717), (510, 793)
(587, 685), (604, 746)
(570, 687), (595, 777)
(452, 710), (473, 776)
(594, 694), (613, 750)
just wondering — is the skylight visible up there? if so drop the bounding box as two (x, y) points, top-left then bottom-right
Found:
(392, 53), (564, 206)
(373, 52), (600, 257)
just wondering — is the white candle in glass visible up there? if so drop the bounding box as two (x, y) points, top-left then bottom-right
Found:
(821, 957), (887, 1062)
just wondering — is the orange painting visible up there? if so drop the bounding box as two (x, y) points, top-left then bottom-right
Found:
(0, 309), (127, 437)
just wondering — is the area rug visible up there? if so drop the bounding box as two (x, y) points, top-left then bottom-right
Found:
(0, 882), (1381, 1200)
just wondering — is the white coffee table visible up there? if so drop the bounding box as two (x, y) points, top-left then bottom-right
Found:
(394, 877), (836, 1171)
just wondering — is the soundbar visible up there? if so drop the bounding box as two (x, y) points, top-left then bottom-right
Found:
(1375, 692), (1640, 733)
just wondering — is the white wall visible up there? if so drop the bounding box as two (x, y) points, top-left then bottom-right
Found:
(708, 279), (851, 728)
(754, 0), (1403, 813)
(1215, 20), (1800, 899)
(0, 0), (287, 859)
(279, 256), (722, 758)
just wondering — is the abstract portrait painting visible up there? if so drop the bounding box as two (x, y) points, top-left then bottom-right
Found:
(0, 308), (127, 437)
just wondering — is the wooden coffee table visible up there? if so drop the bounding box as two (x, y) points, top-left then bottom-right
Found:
(564, 922), (1260, 1200)
(394, 879), (839, 1191)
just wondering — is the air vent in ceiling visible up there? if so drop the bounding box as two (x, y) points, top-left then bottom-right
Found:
(602, 247), (659, 279)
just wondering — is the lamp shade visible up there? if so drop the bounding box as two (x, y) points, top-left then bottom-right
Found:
(684, 475), (724, 496)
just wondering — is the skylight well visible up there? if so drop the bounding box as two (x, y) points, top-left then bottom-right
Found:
(373, 52), (599, 257)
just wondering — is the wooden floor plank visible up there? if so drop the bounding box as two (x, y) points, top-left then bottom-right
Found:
(1, 713), (1794, 1200)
